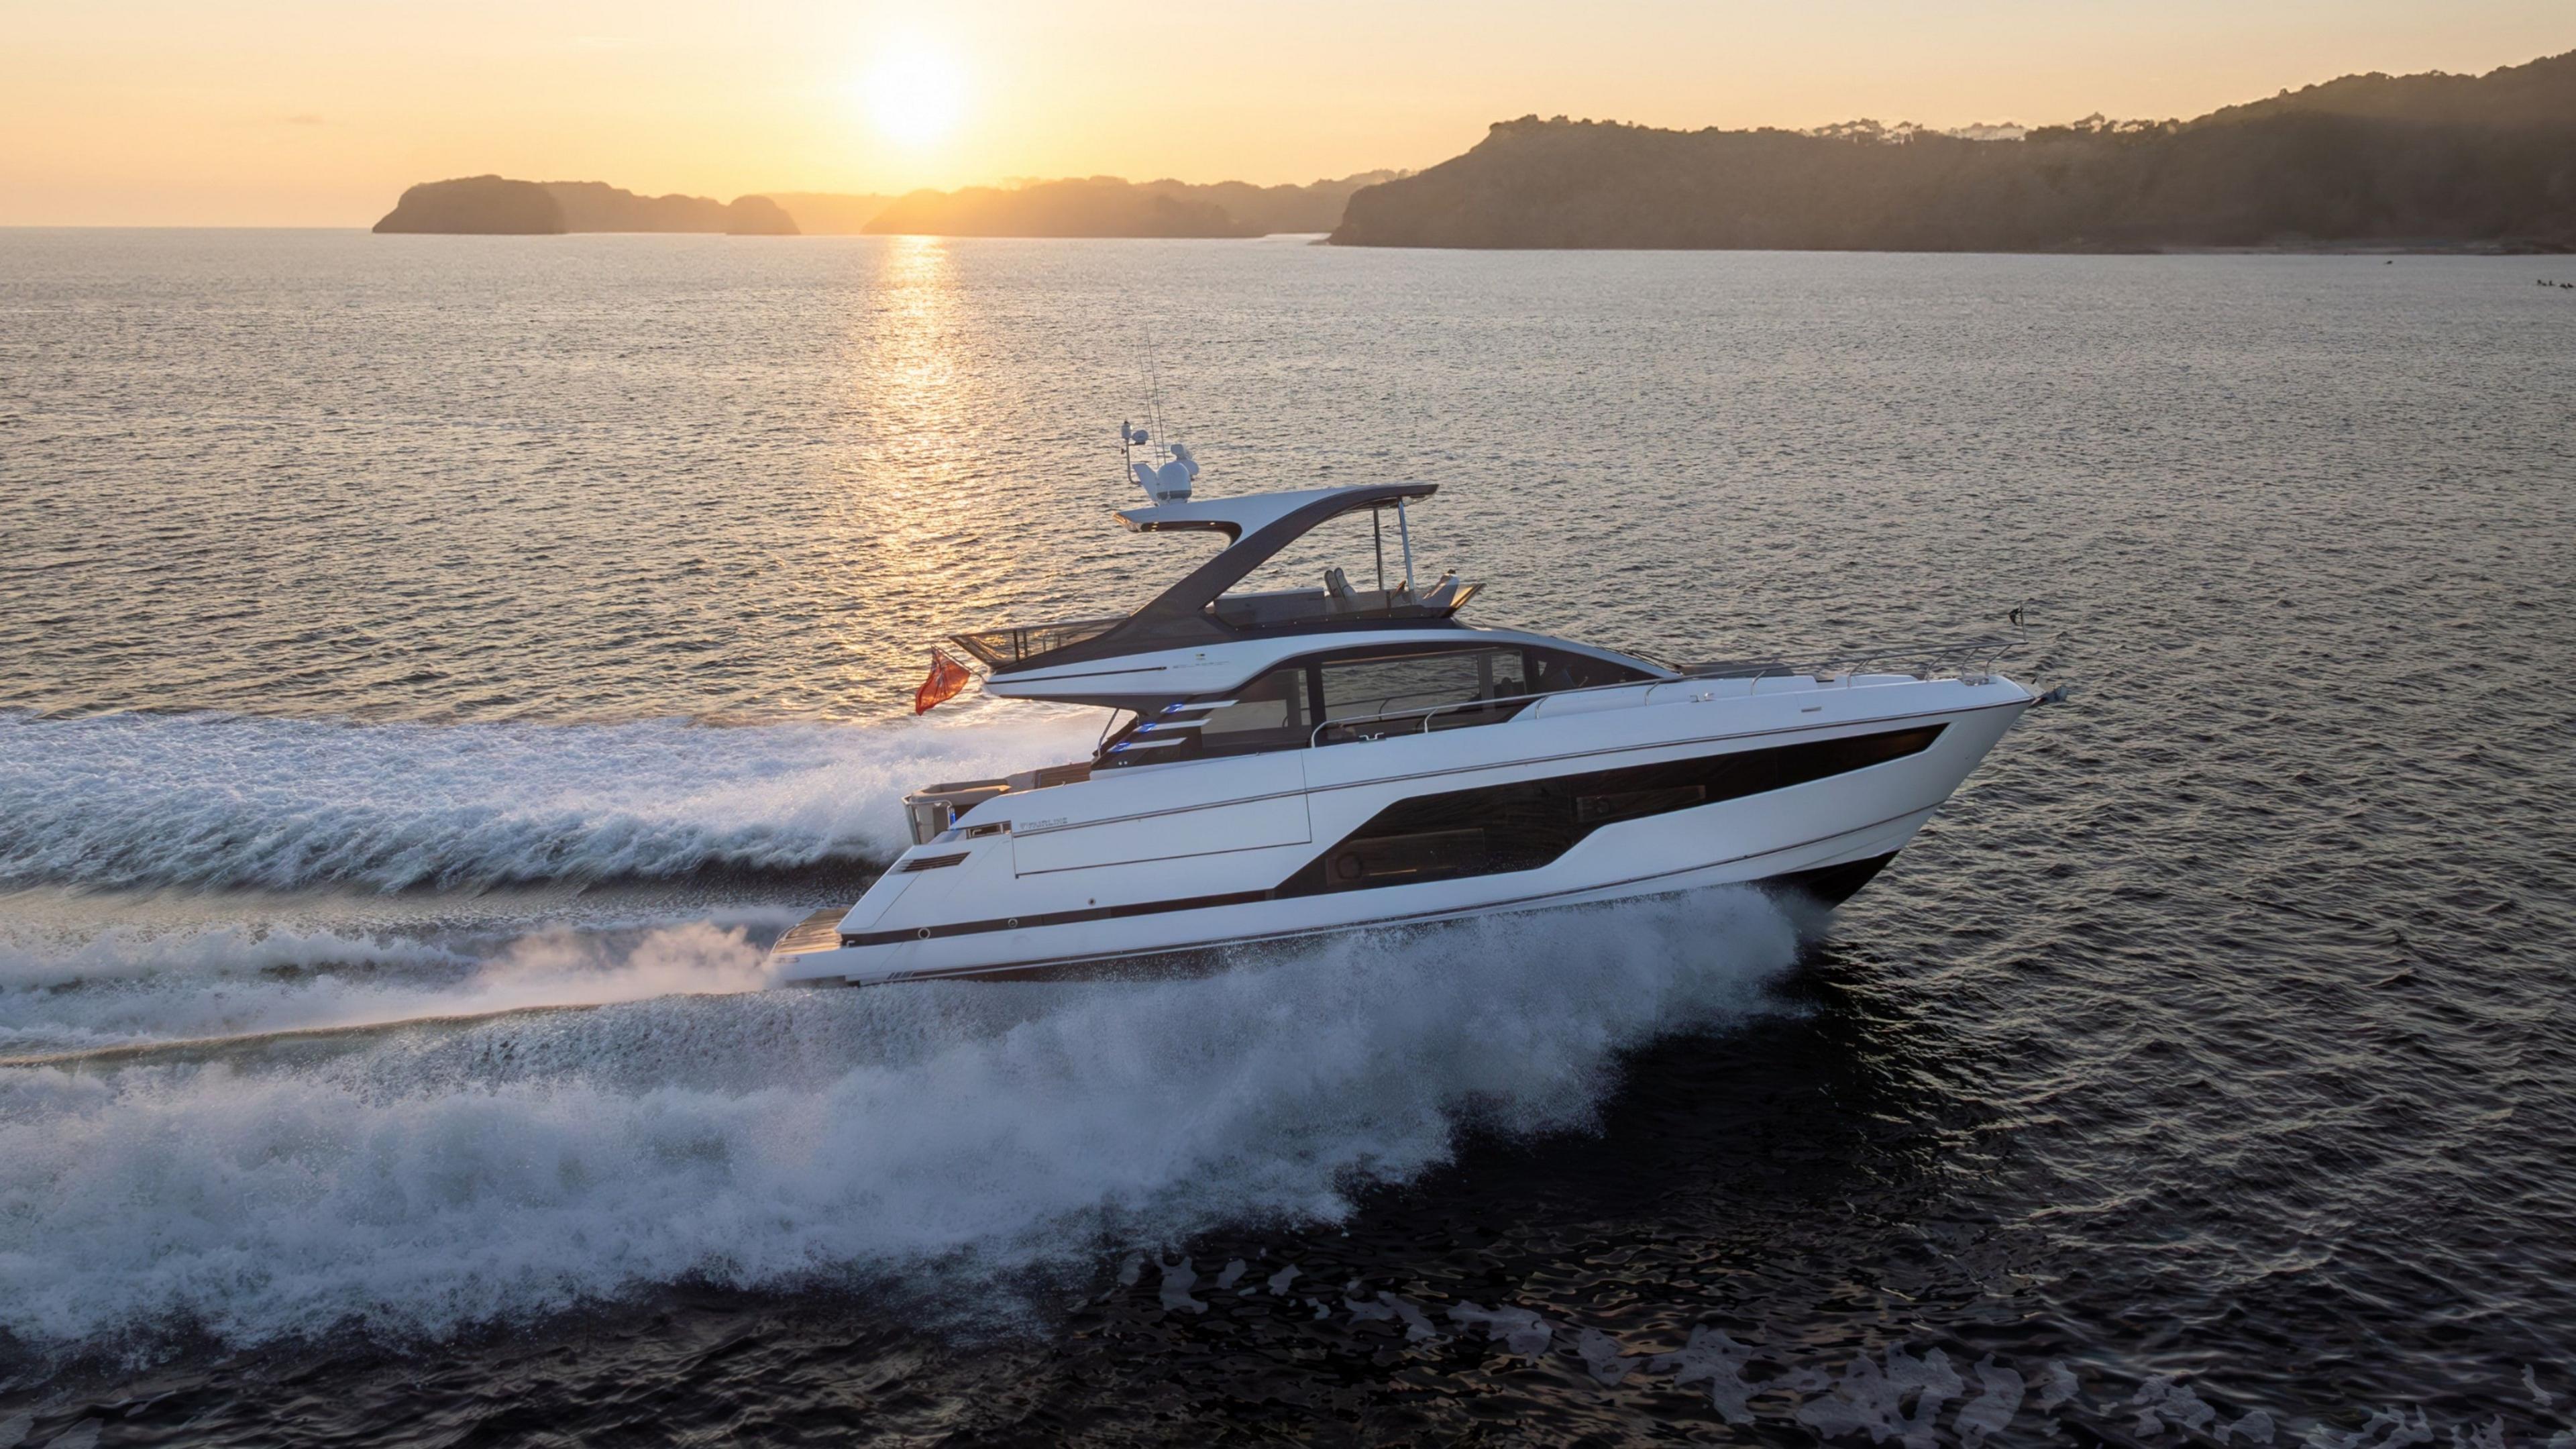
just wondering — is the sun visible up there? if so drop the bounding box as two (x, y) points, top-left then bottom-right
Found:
(859, 40), (967, 148)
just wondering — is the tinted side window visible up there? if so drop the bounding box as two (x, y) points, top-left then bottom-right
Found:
(1526, 648), (1650, 694)
(1316, 648), (1531, 742)
(1277, 723), (1949, 893)
(1100, 665), (1314, 767)
(1197, 667), (1313, 753)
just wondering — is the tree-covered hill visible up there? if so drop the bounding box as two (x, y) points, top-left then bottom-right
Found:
(1331, 49), (2576, 251)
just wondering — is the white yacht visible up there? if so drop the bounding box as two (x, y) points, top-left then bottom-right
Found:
(770, 455), (2041, 986)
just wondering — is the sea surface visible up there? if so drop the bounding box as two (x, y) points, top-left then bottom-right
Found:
(2, 229), (2573, 1446)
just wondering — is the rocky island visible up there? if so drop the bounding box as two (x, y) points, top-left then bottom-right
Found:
(372, 177), (797, 235)
(370, 172), (1397, 239)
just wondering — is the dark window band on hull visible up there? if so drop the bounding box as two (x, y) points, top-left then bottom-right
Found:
(1274, 724), (1945, 895)
(841, 724), (1945, 949)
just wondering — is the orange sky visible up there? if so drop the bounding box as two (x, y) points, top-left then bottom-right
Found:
(3, 0), (2567, 225)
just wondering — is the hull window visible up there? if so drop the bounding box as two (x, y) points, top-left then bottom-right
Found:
(1279, 723), (1947, 894)
(1574, 784), (1709, 825)
(1323, 826), (1490, 885)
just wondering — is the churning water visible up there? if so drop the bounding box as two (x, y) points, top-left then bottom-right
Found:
(2, 229), (2573, 1445)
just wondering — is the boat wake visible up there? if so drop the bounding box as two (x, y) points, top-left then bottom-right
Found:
(0, 888), (1805, 1359)
(0, 918), (781, 1061)
(0, 709), (1099, 893)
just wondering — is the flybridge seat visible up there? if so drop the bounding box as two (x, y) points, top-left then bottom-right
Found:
(1209, 575), (1479, 630)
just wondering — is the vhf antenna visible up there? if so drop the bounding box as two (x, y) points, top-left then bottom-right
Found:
(1139, 317), (1170, 464)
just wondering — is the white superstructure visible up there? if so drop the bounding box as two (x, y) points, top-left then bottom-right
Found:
(770, 472), (2041, 985)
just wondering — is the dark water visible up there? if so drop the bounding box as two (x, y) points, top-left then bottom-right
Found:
(3, 229), (2574, 1446)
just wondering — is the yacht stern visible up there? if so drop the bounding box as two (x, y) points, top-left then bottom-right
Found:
(766, 906), (859, 982)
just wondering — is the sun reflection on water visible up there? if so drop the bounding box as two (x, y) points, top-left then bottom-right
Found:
(792, 234), (1033, 721)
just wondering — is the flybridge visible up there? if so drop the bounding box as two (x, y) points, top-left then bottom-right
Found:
(947, 477), (1477, 675)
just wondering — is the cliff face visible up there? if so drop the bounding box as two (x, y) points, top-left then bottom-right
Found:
(372, 176), (565, 234)
(371, 178), (800, 235)
(1332, 49), (2576, 251)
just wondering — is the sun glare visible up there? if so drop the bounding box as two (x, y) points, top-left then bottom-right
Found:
(859, 41), (968, 148)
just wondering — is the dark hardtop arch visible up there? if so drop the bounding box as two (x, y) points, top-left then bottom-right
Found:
(989, 484), (1439, 675)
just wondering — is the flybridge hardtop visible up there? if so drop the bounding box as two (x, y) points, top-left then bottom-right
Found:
(947, 482), (1497, 706)
(767, 429), (2051, 988)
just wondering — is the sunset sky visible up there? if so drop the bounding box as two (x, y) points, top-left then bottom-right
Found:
(3, 0), (2567, 226)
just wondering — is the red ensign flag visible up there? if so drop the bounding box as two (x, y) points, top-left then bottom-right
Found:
(914, 647), (972, 714)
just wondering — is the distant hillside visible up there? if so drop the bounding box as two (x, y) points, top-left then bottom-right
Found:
(765, 193), (895, 235)
(543, 182), (796, 234)
(1138, 172), (1406, 234)
(373, 176), (564, 234)
(372, 177), (797, 235)
(1332, 48), (2576, 251)
(2198, 47), (2576, 129)
(864, 172), (1402, 237)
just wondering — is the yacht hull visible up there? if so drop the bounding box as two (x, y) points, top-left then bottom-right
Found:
(771, 674), (2033, 987)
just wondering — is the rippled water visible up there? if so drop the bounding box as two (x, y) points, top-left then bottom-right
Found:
(3, 229), (2574, 1446)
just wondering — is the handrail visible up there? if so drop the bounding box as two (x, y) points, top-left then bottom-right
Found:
(1307, 629), (2024, 747)
(949, 614), (1130, 669)
(1308, 689), (1553, 746)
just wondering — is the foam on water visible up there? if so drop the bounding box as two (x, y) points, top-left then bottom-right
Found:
(0, 922), (481, 994)
(0, 890), (1803, 1355)
(0, 710), (1099, 892)
(0, 920), (777, 1056)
